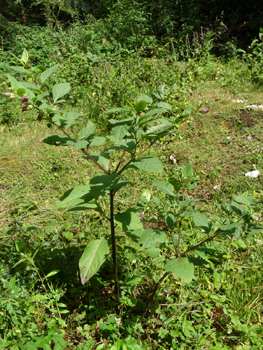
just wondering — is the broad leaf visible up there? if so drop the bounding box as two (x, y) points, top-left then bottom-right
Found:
(144, 108), (166, 117)
(88, 136), (106, 147)
(192, 213), (211, 233)
(158, 102), (172, 110)
(135, 100), (147, 113)
(56, 185), (94, 209)
(40, 64), (59, 83)
(78, 121), (96, 139)
(79, 239), (109, 284)
(10, 66), (31, 76)
(6, 74), (24, 91)
(234, 195), (251, 208)
(42, 135), (87, 149)
(113, 181), (130, 194)
(90, 173), (119, 198)
(164, 258), (194, 284)
(182, 163), (193, 180)
(68, 200), (102, 213)
(139, 229), (167, 248)
(127, 157), (163, 173)
(138, 94), (153, 104)
(52, 83), (71, 103)
(145, 122), (173, 137)
(165, 213), (176, 229)
(85, 152), (110, 170)
(115, 209), (143, 232)
(153, 180), (175, 196)
(112, 123), (130, 140)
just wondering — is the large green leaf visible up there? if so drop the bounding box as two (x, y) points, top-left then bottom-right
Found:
(68, 200), (102, 213)
(79, 239), (109, 284)
(135, 100), (147, 113)
(192, 213), (211, 233)
(112, 123), (130, 140)
(52, 83), (71, 103)
(6, 74), (24, 91)
(56, 185), (94, 209)
(88, 136), (106, 147)
(145, 122), (173, 137)
(138, 229), (167, 248)
(85, 153), (110, 170)
(127, 157), (163, 173)
(40, 64), (59, 83)
(42, 135), (87, 149)
(90, 173), (119, 198)
(78, 121), (96, 139)
(52, 111), (83, 129)
(164, 258), (194, 284)
(234, 195), (251, 207)
(115, 209), (143, 232)
(153, 180), (175, 197)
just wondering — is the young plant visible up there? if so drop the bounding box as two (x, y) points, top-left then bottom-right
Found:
(3, 50), (193, 304)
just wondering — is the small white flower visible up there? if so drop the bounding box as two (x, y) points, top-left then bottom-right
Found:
(245, 170), (260, 178)
(213, 185), (220, 189)
(227, 137), (230, 140)
(232, 99), (244, 103)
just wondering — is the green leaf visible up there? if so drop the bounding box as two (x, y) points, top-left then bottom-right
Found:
(112, 123), (130, 140)
(90, 173), (119, 199)
(153, 180), (175, 196)
(135, 100), (147, 113)
(40, 64), (59, 83)
(182, 163), (193, 180)
(164, 258), (194, 284)
(79, 239), (109, 284)
(165, 213), (176, 229)
(113, 181), (130, 194)
(138, 94), (152, 104)
(139, 229), (167, 248)
(144, 108), (167, 117)
(45, 270), (60, 278)
(234, 195), (251, 207)
(157, 102), (172, 110)
(78, 121), (96, 139)
(21, 48), (29, 64)
(145, 122), (173, 137)
(127, 157), (163, 173)
(146, 247), (161, 258)
(115, 209), (143, 232)
(56, 185), (94, 209)
(85, 152), (110, 170)
(52, 83), (71, 103)
(192, 213), (211, 233)
(88, 136), (106, 147)
(52, 111), (83, 129)
(67, 200), (102, 213)
(6, 74), (24, 91)
(10, 66), (31, 76)
(43, 135), (77, 147)
(63, 231), (73, 241)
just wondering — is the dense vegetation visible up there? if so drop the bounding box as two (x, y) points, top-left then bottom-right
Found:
(1, 1), (263, 349)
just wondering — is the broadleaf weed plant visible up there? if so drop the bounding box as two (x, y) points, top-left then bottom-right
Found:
(3, 50), (263, 325)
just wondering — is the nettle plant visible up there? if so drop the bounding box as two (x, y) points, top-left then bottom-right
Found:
(3, 50), (263, 316)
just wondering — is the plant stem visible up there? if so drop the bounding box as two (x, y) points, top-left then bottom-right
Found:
(140, 272), (170, 323)
(177, 220), (181, 257)
(110, 190), (120, 303)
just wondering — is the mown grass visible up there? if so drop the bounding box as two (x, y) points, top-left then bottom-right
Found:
(1, 54), (263, 349)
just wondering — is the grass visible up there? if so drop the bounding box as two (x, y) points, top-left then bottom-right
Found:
(1, 54), (263, 349)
